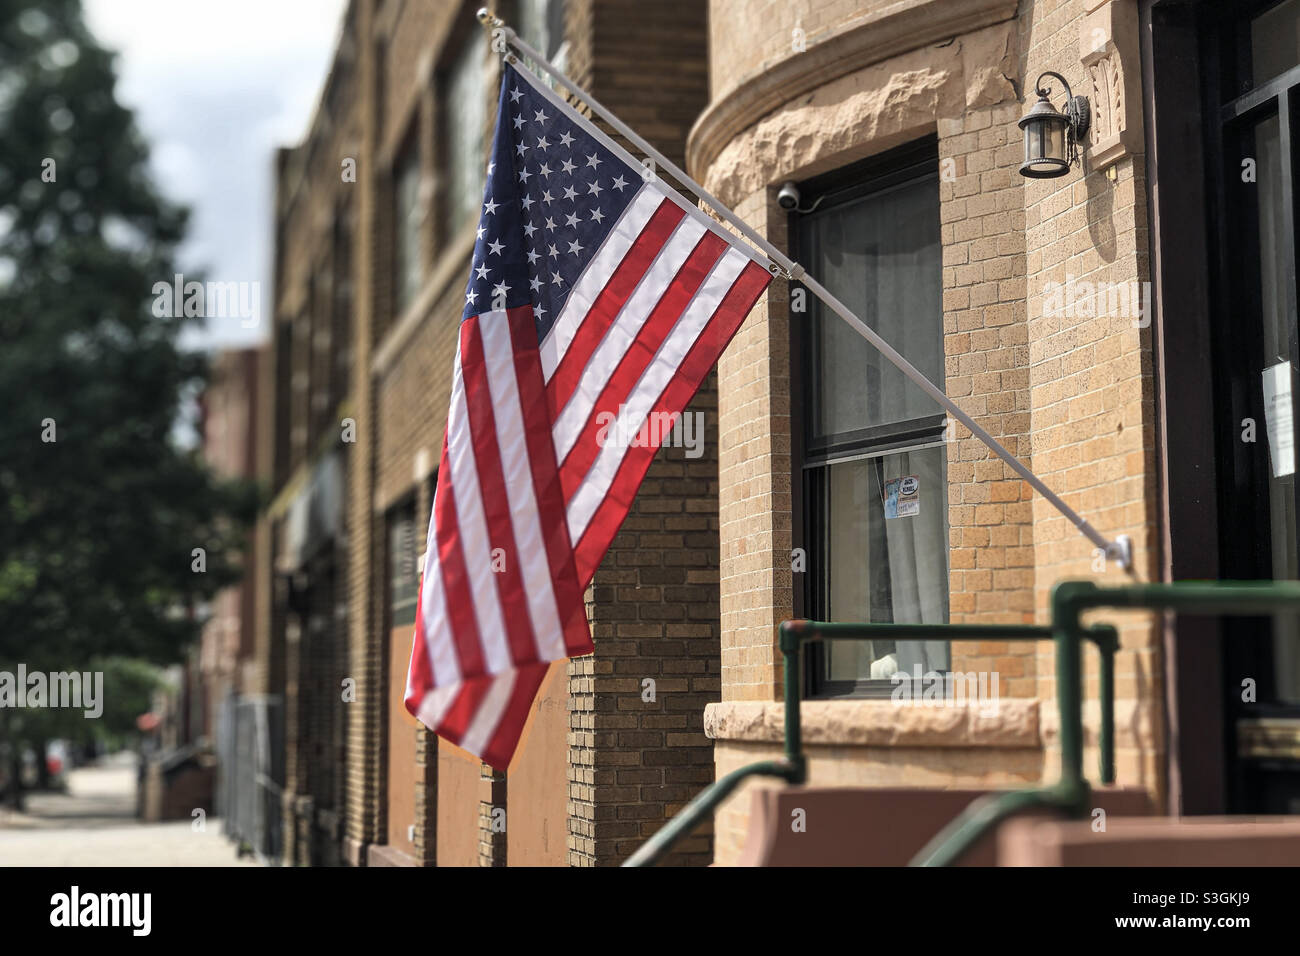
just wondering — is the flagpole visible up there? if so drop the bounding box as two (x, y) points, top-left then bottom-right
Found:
(477, 9), (1135, 575)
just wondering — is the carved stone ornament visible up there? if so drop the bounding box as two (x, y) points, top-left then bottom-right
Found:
(1079, 0), (1144, 170)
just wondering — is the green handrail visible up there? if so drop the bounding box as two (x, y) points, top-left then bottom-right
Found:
(627, 579), (1300, 867)
(626, 574), (1300, 868)
(913, 579), (1300, 865)
(623, 616), (1118, 867)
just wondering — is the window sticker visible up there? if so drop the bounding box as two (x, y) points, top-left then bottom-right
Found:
(1262, 361), (1295, 478)
(883, 474), (920, 519)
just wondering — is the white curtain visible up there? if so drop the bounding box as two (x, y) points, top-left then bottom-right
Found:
(823, 448), (949, 682)
(880, 450), (950, 676)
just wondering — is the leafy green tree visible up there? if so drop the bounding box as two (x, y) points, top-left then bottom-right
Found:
(0, 1), (259, 801)
(1, 656), (163, 789)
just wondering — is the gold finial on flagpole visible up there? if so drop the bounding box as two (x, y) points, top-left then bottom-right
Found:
(477, 8), (503, 29)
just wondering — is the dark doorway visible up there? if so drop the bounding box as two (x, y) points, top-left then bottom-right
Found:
(1147, 0), (1300, 814)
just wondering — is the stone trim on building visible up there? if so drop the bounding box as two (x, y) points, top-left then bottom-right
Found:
(706, 699), (1040, 748)
(688, 0), (1020, 196)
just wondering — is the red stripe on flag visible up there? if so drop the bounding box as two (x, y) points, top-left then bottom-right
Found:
(545, 198), (684, 416)
(558, 230), (727, 499)
(459, 317), (541, 668)
(436, 677), (492, 745)
(572, 261), (771, 586)
(507, 307), (593, 658)
(404, 583), (434, 715)
(481, 663), (550, 771)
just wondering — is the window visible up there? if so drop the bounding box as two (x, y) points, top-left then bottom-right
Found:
(445, 37), (488, 234)
(274, 319), (293, 488)
(518, 0), (567, 62)
(794, 139), (950, 698)
(1214, 1), (1300, 714)
(1249, 0), (1300, 88)
(387, 500), (418, 631)
(331, 200), (354, 410)
(393, 133), (422, 315)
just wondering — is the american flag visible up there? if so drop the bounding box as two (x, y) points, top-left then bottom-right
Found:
(404, 62), (772, 769)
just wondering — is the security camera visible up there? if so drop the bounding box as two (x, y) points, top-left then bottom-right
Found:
(777, 181), (801, 210)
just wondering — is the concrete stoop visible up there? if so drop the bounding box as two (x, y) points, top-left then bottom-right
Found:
(733, 786), (1156, 866)
(999, 816), (1300, 865)
(732, 785), (1300, 865)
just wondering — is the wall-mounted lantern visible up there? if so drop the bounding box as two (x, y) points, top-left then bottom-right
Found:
(1018, 71), (1090, 179)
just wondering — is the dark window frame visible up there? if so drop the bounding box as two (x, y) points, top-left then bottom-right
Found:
(439, 28), (489, 242)
(391, 123), (423, 319)
(1205, 0), (1300, 817)
(1145, 0), (1300, 813)
(1209, 2), (1300, 710)
(386, 495), (419, 631)
(788, 137), (949, 700)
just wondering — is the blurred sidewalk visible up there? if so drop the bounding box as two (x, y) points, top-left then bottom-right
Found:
(0, 752), (257, 866)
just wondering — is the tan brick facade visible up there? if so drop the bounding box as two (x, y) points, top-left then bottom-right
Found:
(691, 0), (1163, 864)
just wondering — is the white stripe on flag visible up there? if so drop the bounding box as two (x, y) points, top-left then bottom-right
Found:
(551, 215), (708, 462)
(538, 184), (662, 381)
(565, 248), (749, 542)
(413, 683), (458, 733)
(418, 345), (463, 689)
(446, 339), (512, 673)
(478, 312), (568, 662)
(460, 671), (518, 757)
(417, 547), (460, 687)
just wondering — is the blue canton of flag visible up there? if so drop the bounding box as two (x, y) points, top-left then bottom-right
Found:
(462, 64), (640, 342)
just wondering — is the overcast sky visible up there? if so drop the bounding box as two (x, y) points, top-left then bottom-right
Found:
(84, 0), (349, 351)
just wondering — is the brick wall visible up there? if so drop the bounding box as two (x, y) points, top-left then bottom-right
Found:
(568, 389), (721, 867)
(198, 349), (263, 735)
(1017, 0), (1161, 795)
(716, 188), (790, 706)
(938, 100), (1038, 686)
(563, 0), (718, 867)
(342, 0), (383, 862)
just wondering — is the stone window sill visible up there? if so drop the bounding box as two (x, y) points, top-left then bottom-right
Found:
(704, 698), (1040, 749)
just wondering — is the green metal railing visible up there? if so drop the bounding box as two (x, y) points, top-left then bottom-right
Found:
(623, 613), (1119, 866)
(917, 579), (1300, 865)
(623, 579), (1300, 868)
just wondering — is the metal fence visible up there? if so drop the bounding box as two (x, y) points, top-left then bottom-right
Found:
(217, 694), (284, 864)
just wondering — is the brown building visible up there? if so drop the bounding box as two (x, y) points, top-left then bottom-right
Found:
(144, 347), (265, 829)
(197, 348), (265, 741)
(248, 0), (1300, 866)
(258, 0), (719, 867)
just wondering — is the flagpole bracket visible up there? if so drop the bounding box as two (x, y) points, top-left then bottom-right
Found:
(1105, 534), (1133, 574)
